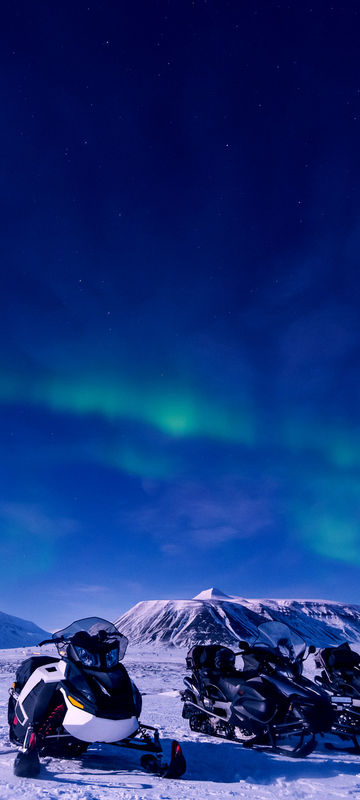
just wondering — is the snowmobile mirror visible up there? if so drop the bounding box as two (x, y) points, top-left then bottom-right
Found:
(301, 644), (316, 661)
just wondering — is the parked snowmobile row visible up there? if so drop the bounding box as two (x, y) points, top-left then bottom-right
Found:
(7, 616), (360, 780)
(181, 621), (360, 757)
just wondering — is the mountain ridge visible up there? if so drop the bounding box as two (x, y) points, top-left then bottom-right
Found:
(115, 588), (360, 648)
(0, 610), (50, 649)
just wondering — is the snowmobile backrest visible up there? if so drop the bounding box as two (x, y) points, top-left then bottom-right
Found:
(320, 643), (360, 673)
(186, 645), (235, 671)
(186, 646), (201, 670)
(213, 648), (236, 672)
(14, 655), (60, 692)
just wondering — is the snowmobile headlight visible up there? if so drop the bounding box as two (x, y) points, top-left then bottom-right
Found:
(74, 645), (97, 667)
(278, 644), (291, 659)
(68, 695), (85, 709)
(105, 644), (119, 668)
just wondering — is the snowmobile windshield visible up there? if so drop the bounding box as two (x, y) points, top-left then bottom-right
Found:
(53, 617), (128, 662)
(253, 622), (306, 662)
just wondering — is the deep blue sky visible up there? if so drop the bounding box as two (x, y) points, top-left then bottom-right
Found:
(1, 1), (360, 630)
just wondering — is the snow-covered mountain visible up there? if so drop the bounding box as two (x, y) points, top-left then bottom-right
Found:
(115, 587), (360, 648)
(0, 610), (49, 648)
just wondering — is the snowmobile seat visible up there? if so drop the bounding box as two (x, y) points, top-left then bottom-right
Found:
(14, 656), (60, 693)
(217, 674), (243, 701)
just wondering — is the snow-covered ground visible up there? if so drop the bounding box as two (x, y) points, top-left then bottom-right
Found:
(1, 645), (360, 799)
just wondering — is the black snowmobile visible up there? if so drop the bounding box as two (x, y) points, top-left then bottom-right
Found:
(181, 621), (334, 757)
(314, 642), (360, 751)
(8, 617), (186, 779)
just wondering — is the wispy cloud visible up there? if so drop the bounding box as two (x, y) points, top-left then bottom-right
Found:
(72, 584), (110, 594)
(0, 502), (80, 539)
(122, 478), (273, 552)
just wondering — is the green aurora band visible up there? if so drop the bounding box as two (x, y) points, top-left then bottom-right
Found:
(2, 370), (360, 567)
(0, 371), (255, 443)
(1, 370), (359, 469)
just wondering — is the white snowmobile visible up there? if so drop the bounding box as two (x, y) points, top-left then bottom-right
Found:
(8, 617), (186, 779)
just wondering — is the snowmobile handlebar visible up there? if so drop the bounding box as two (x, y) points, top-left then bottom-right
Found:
(38, 637), (63, 646)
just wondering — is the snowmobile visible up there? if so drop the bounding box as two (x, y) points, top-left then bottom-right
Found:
(8, 617), (186, 779)
(181, 621), (334, 757)
(314, 642), (360, 751)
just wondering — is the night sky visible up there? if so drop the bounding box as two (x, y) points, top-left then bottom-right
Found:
(1, 1), (360, 630)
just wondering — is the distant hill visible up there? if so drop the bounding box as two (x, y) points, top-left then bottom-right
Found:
(0, 611), (50, 648)
(115, 588), (360, 648)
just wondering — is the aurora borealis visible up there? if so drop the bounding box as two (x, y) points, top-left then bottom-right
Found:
(2, 2), (360, 628)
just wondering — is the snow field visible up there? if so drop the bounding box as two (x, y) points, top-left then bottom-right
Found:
(0, 646), (360, 798)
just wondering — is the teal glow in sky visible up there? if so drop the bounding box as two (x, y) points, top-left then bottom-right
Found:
(1, 1), (360, 629)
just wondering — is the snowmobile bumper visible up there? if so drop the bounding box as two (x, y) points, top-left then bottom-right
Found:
(60, 687), (139, 742)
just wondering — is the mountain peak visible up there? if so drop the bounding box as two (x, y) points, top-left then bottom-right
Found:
(193, 587), (231, 600)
